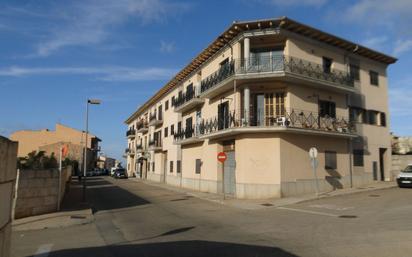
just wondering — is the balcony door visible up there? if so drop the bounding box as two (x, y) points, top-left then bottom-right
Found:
(253, 92), (285, 126)
(218, 101), (229, 130)
(250, 47), (284, 71)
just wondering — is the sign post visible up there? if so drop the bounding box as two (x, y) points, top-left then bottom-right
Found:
(309, 147), (320, 196)
(217, 152), (227, 200)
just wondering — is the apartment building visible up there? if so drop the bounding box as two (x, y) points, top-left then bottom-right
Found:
(125, 17), (397, 199)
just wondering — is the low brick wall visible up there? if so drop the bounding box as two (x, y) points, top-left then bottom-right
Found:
(14, 166), (72, 219)
(0, 136), (18, 257)
(391, 154), (412, 179)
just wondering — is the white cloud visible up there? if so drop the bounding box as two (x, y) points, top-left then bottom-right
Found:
(0, 66), (177, 81)
(160, 41), (176, 53)
(360, 36), (388, 51)
(31, 0), (189, 57)
(393, 39), (412, 56)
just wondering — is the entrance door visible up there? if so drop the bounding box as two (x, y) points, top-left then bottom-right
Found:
(224, 151), (236, 196)
(379, 148), (386, 181)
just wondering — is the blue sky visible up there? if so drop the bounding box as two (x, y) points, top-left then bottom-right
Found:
(1, 0), (411, 162)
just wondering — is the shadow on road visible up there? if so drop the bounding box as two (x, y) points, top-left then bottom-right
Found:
(41, 240), (299, 257)
(85, 177), (150, 213)
(61, 176), (150, 213)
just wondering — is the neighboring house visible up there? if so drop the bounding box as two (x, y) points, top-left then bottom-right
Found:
(96, 155), (116, 171)
(124, 17), (396, 199)
(11, 123), (101, 171)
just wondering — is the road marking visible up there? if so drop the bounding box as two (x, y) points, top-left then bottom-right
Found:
(309, 204), (354, 211)
(33, 244), (53, 257)
(277, 207), (339, 217)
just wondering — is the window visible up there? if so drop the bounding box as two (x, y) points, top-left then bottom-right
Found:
(164, 127), (168, 137)
(172, 96), (175, 106)
(171, 125), (175, 135)
(275, 92), (285, 117)
(319, 100), (336, 118)
(170, 161), (174, 173)
(177, 160), (181, 173)
(178, 121), (182, 133)
(325, 151), (337, 169)
(195, 159), (202, 174)
(349, 107), (364, 123)
(369, 71), (379, 86)
(165, 100), (169, 111)
(380, 112), (386, 127)
(350, 64), (360, 81)
(152, 162), (155, 172)
(368, 110), (378, 125)
(353, 150), (364, 167)
(158, 105), (163, 120)
(186, 117), (193, 138)
(322, 57), (332, 73)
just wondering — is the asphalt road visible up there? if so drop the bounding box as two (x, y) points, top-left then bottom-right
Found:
(11, 176), (412, 257)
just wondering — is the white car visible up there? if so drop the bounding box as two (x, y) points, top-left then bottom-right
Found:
(397, 164), (412, 188)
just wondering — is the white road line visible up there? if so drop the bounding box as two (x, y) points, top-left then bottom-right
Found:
(277, 207), (339, 217)
(33, 244), (53, 257)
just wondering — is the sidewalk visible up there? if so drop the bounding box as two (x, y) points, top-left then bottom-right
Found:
(12, 177), (94, 231)
(132, 178), (397, 210)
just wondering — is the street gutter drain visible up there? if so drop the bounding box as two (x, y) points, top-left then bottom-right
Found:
(70, 215), (86, 219)
(170, 198), (188, 202)
(261, 203), (274, 207)
(369, 194), (380, 197)
(339, 215), (357, 219)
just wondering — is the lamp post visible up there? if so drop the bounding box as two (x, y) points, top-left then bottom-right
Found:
(82, 99), (101, 202)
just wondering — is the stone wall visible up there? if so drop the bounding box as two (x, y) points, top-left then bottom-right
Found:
(391, 154), (412, 179)
(14, 166), (72, 219)
(0, 136), (18, 257)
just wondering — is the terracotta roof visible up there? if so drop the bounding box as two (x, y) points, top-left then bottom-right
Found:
(125, 17), (397, 124)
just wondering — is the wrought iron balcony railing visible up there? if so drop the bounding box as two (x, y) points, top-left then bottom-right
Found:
(136, 120), (148, 130)
(126, 129), (136, 137)
(174, 86), (200, 108)
(149, 111), (163, 122)
(200, 55), (354, 94)
(192, 108), (355, 138)
(125, 148), (135, 154)
(148, 139), (162, 148)
(173, 125), (196, 141)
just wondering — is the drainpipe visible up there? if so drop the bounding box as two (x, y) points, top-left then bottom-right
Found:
(348, 138), (353, 188)
(244, 86), (250, 125)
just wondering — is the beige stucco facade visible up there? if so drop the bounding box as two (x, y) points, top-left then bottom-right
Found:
(11, 124), (101, 171)
(125, 17), (396, 199)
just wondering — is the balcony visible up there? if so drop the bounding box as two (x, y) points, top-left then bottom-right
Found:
(126, 129), (136, 138)
(148, 112), (163, 127)
(136, 144), (146, 153)
(197, 108), (356, 140)
(200, 55), (355, 98)
(136, 120), (149, 133)
(173, 125), (203, 145)
(125, 148), (135, 156)
(148, 139), (162, 151)
(173, 86), (205, 113)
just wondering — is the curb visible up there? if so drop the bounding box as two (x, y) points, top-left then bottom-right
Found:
(12, 208), (94, 231)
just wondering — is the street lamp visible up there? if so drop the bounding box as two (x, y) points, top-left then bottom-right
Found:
(82, 98), (101, 202)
